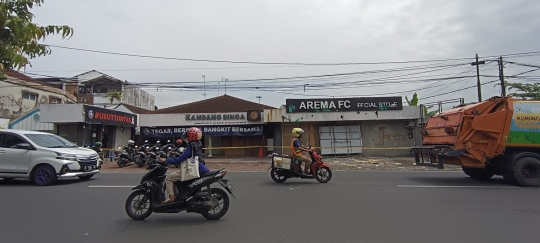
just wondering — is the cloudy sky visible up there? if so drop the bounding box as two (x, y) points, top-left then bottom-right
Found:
(23, 0), (540, 110)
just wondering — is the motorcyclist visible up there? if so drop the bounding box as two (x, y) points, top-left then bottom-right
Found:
(291, 128), (313, 174)
(158, 127), (210, 204)
(92, 142), (102, 153)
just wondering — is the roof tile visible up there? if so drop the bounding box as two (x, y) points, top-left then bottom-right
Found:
(149, 95), (275, 114)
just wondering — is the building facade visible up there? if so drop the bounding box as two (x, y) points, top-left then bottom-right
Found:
(71, 70), (155, 110)
(138, 95), (275, 157)
(0, 71), (76, 130)
(40, 104), (138, 149)
(265, 96), (422, 156)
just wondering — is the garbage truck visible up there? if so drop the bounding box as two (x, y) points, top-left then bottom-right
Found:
(411, 96), (540, 187)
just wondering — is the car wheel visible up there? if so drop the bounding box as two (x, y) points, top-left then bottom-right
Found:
(32, 165), (58, 186)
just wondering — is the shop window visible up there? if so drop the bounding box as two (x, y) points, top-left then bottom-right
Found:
(100, 88), (108, 93)
(23, 92), (38, 101)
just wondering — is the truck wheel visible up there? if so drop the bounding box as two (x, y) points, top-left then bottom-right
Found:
(502, 171), (518, 185)
(512, 157), (540, 187)
(462, 166), (495, 180)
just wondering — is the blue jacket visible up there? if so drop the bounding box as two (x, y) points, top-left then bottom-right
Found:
(165, 143), (210, 173)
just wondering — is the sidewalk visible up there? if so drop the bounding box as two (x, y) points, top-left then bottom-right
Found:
(99, 156), (461, 172)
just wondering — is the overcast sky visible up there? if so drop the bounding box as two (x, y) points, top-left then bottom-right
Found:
(22, 0), (540, 110)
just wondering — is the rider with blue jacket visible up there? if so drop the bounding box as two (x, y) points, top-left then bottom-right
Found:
(158, 127), (210, 204)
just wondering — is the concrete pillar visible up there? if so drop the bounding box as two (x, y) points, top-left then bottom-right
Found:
(208, 136), (213, 157)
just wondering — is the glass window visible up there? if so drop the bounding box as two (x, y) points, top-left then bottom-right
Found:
(50, 98), (62, 104)
(24, 134), (78, 148)
(0, 134), (27, 148)
(23, 92), (38, 100)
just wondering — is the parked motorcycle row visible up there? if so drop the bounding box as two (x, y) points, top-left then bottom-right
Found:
(114, 140), (185, 168)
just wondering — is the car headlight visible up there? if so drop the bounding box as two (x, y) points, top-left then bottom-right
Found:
(55, 152), (79, 161)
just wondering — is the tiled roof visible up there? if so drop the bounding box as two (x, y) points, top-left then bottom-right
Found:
(3, 70), (76, 101)
(4, 70), (51, 86)
(149, 95), (275, 114)
(118, 103), (154, 114)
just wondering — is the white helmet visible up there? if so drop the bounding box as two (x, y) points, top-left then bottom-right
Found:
(127, 140), (135, 145)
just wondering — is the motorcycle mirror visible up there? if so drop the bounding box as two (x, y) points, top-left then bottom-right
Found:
(146, 146), (150, 149)
(168, 147), (171, 150)
(145, 140), (148, 143)
(118, 147), (122, 150)
(135, 146), (138, 148)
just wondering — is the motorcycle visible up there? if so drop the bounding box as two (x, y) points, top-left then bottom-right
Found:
(145, 140), (162, 168)
(124, 163), (236, 220)
(115, 144), (137, 168)
(160, 140), (180, 168)
(135, 141), (150, 167)
(269, 144), (332, 183)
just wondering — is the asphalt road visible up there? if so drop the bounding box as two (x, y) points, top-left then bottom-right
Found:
(1, 171), (539, 243)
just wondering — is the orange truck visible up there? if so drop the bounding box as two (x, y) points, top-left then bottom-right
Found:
(411, 96), (540, 187)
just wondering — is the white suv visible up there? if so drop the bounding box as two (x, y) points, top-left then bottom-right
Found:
(0, 129), (101, 186)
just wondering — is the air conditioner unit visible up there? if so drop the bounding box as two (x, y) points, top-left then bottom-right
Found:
(404, 119), (417, 128)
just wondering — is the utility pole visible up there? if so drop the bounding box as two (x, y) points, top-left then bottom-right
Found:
(202, 75), (206, 99)
(471, 54), (486, 102)
(498, 56), (506, 97)
(219, 77), (222, 96)
(256, 96), (262, 105)
(225, 78), (228, 95)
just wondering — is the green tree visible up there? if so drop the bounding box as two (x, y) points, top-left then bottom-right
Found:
(504, 81), (540, 100)
(405, 92), (438, 116)
(105, 90), (124, 104)
(0, 0), (73, 79)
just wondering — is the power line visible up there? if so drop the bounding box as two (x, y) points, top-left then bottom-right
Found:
(45, 44), (481, 66)
(44, 44), (540, 67)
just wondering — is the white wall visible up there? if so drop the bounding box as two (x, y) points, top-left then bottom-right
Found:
(265, 106), (422, 123)
(40, 104), (84, 123)
(0, 118), (9, 129)
(0, 79), (76, 120)
(114, 126), (132, 148)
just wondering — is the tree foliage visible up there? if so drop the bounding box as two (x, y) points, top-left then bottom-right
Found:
(504, 81), (540, 100)
(105, 90), (124, 104)
(0, 0), (73, 79)
(405, 92), (438, 116)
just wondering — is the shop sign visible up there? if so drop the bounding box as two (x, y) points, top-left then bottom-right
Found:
(183, 112), (256, 125)
(285, 97), (403, 113)
(84, 105), (137, 127)
(141, 125), (263, 137)
(185, 113), (245, 121)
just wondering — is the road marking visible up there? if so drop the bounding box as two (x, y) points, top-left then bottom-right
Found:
(397, 185), (520, 188)
(87, 185), (134, 188)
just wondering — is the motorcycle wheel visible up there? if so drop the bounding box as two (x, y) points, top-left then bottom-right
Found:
(125, 190), (152, 220)
(136, 157), (145, 167)
(315, 167), (332, 183)
(202, 188), (230, 220)
(270, 168), (288, 183)
(117, 159), (125, 168)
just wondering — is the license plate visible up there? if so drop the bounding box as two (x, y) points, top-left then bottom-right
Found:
(85, 166), (94, 171)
